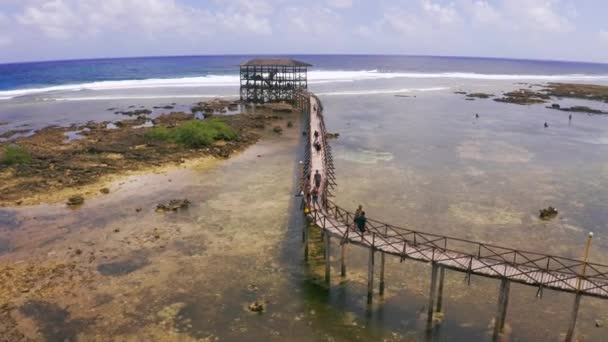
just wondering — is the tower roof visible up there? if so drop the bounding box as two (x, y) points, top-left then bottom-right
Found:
(240, 58), (312, 67)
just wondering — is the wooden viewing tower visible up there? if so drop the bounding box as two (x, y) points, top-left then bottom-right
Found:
(240, 58), (311, 103)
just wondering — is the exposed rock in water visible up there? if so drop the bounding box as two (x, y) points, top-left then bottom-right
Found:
(539, 207), (558, 220)
(99, 188), (110, 194)
(191, 99), (240, 114)
(115, 109), (152, 116)
(466, 93), (494, 99)
(248, 300), (265, 313)
(546, 105), (607, 115)
(544, 83), (608, 103)
(286, 121), (293, 128)
(494, 89), (550, 105)
(273, 126), (283, 135)
(156, 199), (191, 212)
(152, 112), (194, 126)
(326, 132), (340, 140)
(0, 129), (33, 139)
(454, 91), (467, 95)
(66, 195), (84, 206)
(595, 319), (604, 328)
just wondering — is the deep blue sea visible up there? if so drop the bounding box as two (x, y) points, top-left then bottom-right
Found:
(1, 55), (608, 97)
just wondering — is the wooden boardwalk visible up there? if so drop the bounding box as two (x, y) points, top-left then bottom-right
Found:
(297, 91), (608, 340)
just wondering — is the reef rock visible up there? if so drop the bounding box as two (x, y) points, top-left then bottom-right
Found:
(248, 300), (265, 313)
(156, 199), (191, 212)
(67, 195), (85, 206)
(539, 207), (558, 220)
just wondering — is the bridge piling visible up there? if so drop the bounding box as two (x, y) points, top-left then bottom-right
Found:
(379, 252), (386, 296)
(304, 224), (309, 262)
(565, 293), (581, 342)
(367, 244), (375, 304)
(492, 278), (511, 340)
(436, 266), (445, 313)
(340, 243), (347, 277)
(324, 231), (331, 284)
(427, 263), (439, 328)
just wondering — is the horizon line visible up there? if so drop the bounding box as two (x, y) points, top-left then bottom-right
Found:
(1, 53), (608, 68)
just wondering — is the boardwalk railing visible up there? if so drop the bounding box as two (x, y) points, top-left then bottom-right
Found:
(295, 90), (608, 341)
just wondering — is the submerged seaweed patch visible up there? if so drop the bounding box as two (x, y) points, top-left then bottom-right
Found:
(20, 300), (93, 341)
(97, 254), (150, 276)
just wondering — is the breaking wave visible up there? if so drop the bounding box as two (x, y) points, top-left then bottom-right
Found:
(317, 87), (449, 96)
(1, 70), (608, 100)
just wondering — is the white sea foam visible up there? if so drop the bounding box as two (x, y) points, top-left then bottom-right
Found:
(1, 70), (608, 100)
(318, 87), (449, 96)
(49, 94), (236, 101)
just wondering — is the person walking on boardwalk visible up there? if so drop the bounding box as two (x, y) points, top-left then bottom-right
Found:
(311, 187), (319, 205)
(314, 130), (319, 141)
(314, 170), (322, 189)
(354, 211), (367, 233)
(354, 205), (363, 219)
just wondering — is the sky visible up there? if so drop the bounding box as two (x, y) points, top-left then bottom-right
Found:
(0, 0), (607, 64)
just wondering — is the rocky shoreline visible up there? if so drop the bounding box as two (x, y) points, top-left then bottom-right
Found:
(0, 100), (297, 206)
(457, 82), (608, 112)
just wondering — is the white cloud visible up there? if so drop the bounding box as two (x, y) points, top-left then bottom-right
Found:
(328, 0), (353, 9)
(600, 30), (608, 43)
(382, 1), (463, 39)
(15, 0), (272, 41)
(282, 6), (340, 36)
(17, 0), (81, 39)
(0, 11), (13, 46)
(0, 35), (11, 47)
(421, 0), (460, 25)
(504, 0), (574, 33)
(466, 0), (502, 26)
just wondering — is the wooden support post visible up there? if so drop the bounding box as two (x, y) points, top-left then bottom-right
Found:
(565, 293), (582, 342)
(379, 252), (386, 296)
(304, 224), (309, 262)
(367, 246), (375, 305)
(324, 232), (331, 284)
(340, 243), (347, 277)
(493, 278), (511, 340)
(427, 263), (439, 327)
(500, 280), (510, 332)
(436, 266), (445, 313)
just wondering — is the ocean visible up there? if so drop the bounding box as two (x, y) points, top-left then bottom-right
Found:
(2, 55), (608, 100)
(2, 55), (608, 341)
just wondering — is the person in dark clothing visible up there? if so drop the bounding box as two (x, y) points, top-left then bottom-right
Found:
(311, 187), (319, 204)
(314, 170), (322, 188)
(314, 142), (321, 152)
(354, 211), (367, 233)
(354, 205), (363, 219)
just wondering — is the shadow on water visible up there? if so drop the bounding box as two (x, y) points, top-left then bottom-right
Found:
(20, 300), (94, 341)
